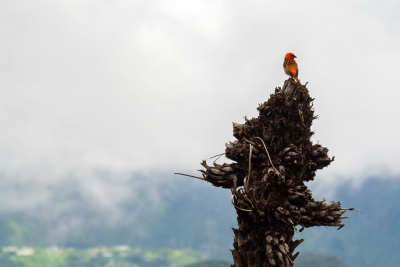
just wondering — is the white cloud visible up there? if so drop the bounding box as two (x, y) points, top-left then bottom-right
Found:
(0, 0), (399, 205)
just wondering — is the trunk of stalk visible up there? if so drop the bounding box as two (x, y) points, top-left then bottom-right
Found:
(195, 79), (352, 267)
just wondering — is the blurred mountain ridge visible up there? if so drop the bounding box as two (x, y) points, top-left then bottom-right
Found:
(0, 172), (399, 266)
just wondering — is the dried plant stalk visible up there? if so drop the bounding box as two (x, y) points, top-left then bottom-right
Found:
(195, 78), (352, 267)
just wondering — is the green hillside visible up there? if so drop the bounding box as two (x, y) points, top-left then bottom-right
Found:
(0, 247), (206, 267)
(0, 173), (399, 266)
(0, 247), (352, 267)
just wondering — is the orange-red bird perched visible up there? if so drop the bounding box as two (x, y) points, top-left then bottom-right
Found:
(283, 52), (299, 82)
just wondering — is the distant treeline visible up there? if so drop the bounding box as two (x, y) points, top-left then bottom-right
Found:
(0, 173), (398, 266)
(0, 247), (351, 267)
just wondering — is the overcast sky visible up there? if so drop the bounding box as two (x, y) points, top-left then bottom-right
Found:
(1, 0), (400, 199)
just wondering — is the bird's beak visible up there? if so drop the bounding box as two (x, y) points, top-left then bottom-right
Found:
(294, 55), (297, 58)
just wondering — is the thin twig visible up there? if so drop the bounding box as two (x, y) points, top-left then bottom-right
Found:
(174, 172), (205, 181)
(209, 152), (225, 163)
(209, 152), (225, 160)
(245, 144), (253, 192)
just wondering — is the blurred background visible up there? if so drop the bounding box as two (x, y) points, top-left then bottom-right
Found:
(0, 0), (399, 266)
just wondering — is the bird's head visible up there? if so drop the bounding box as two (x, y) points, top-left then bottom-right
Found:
(285, 52), (297, 59)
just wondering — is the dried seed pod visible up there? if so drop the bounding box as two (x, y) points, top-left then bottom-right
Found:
(331, 211), (343, 216)
(278, 165), (285, 175)
(262, 173), (269, 182)
(276, 207), (285, 214)
(326, 216), (334, 221)
(285, 256), (290, 267)
(278, 244), (286, 254)
(295, 185), (305, 191)
(281, 146), (293, 154)
(252, 146), (261, 155)
(266, 244), (273, 255)
(276, 251), (284, 263)
(283, 243), (290, 253)
(268, 255), (277, 266)
(210, 168), (224, 175)
(288, 195), (299, 200)
(222, 166), (235, 173)
(268, 167), (275, 177)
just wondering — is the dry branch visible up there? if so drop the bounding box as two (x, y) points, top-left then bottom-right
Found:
(192, 78), (352, 267)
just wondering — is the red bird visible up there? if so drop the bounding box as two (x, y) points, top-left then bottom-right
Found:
(283, 52), (299, 82)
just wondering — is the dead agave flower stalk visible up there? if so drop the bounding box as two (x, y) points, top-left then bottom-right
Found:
(178, 78), (352, 267)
